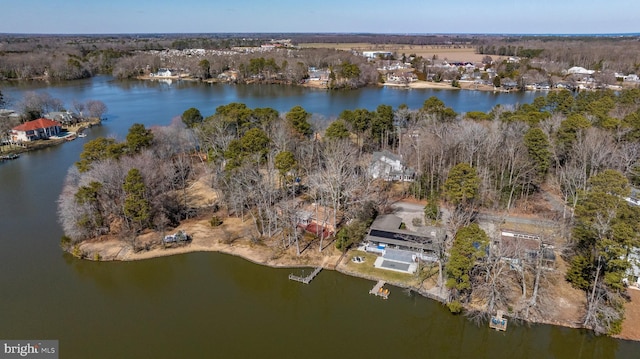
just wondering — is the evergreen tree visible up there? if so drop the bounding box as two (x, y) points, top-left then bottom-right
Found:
(443, 163), (480, 207)
(524, 127), (551, 179)
(122, 168), (151, 232)
(76, 137), (125, 172)
(286, 105), (313, 138)
(566, 170), (640, 334)
(446, 223), (488, 301)
(181, 107), (203, 128)
(324, 119), (350, 140)
(126, 123), (154, 153)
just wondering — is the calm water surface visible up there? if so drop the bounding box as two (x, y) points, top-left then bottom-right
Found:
(0, 77), (637, 358)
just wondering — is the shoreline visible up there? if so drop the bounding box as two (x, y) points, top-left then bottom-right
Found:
(135, 75), (522, 93)
(71, 215), (639, 341)
(0, 118), (101, 155)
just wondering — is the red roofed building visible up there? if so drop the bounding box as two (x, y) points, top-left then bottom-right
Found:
(11, 118), (62, 142)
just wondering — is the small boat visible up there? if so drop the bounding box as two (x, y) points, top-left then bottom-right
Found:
(77, 133), (87, 138)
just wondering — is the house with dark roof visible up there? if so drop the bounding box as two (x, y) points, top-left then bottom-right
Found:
(364, 214), (445, 261)
(11, 118), (62, 142)
(369, 150), (415, 182)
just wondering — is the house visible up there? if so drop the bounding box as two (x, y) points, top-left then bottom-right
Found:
(294, 203), (341, 238)
(153, 69), (173, 77)
(566, 66), (595, 76)
(362, 51), (393, 59)
(493, 230), (555, 266)
(365, 214), (444, 260)
(44, 111), (79, 126)
(625, 247), (640, 287)
(364, 214), (446, 273)
(369, 150), (415, 182)
(624, 187), (640, 207)
(10, 118), (62, 142)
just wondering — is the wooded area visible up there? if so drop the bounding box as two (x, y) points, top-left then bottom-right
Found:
(2, 34), (640, 89)
(53, 85), (640, 334)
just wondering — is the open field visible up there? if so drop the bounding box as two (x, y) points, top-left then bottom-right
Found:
(298, 43), (488, 62)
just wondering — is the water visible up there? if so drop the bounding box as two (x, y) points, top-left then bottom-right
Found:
(1, 77), (637, 358)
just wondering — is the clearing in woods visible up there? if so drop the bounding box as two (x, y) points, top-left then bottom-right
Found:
(298, 43), (488, 62)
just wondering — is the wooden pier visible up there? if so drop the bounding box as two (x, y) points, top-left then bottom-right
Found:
(288, 267), (322, 284)
(369, 280), (389, 299)
(489, 310), (508, 331)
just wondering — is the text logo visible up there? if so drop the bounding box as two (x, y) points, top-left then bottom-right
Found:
(0, 341), (57, 358)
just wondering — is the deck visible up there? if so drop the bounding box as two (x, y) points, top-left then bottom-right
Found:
(489, 310), (508, 331)
(369, 280), (389, 299)
(288, 267), (322, 284)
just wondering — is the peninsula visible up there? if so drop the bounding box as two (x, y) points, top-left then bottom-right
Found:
(57, 90), (640, 340)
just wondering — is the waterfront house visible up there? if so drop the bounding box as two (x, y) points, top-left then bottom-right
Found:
(363, 214), (446, 274)
(153, 69), (173, 77)
(364, 214), (444, 260)
(493, 230), (555, 268)
(295, 203), (341, 238)
(44, 111), (79, 126)
(369, 150), (415, 182)
(10, 118), (62, 142)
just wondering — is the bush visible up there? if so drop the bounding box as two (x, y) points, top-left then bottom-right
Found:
(60, 235), (72, 250)
(447, 300), (464, 314)
(71, 245), (84, 259)
(412, 217), (423, 227)
(210, 216), (223, 227)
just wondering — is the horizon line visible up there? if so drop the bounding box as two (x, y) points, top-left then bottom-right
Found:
(1, 32), (639, 37)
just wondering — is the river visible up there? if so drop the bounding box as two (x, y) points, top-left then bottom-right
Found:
(0, 77), (637, 358)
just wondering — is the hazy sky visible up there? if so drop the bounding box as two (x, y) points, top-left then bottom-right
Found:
(1, 0), (638, 34)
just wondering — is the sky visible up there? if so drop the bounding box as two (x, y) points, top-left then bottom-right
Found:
(1, 0), (638, 35)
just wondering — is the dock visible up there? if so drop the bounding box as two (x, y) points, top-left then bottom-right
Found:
(288, 267), (322, 284)
(369, 280), (389, 299)
(489, 310), (508, 331)
(0, 154), (19, 161)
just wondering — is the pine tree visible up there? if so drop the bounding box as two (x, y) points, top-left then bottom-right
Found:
(123, 168), (151, 232)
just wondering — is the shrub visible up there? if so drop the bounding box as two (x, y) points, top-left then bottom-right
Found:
(447, 300), (464, 314)
(210, 216), (223, 227)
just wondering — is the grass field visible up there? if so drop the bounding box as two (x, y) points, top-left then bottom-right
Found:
(298, 43), (487, 62)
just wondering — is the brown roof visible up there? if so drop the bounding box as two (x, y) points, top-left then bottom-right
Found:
(13, 118), (61, 132)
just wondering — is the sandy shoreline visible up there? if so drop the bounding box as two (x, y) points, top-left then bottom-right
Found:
(74, 214), (640, 341)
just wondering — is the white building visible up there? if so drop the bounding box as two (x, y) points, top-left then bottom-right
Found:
(369, 150), (415, 181)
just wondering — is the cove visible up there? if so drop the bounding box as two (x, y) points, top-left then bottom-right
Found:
(0, 77), (638, 358)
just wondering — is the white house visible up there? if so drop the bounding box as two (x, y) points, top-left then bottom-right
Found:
(362, 51), (393, 59)
(153, 69), (173, 77)
(626, 248), (640, 287)
(624, 188), (640, 207)
(369, 150), (415, 181)
(11, 118), (62, 142)
(567, 66), (595, 75)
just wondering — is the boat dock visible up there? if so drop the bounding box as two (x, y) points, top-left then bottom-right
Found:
(369, 280), (389, 299)
(0, 154), (19, 161)
(489, 310), (508, 331)
(288, 267), (322, 284)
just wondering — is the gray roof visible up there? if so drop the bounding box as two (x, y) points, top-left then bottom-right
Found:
(366, 214), (444, 252)
(371, 214), (403, 231)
